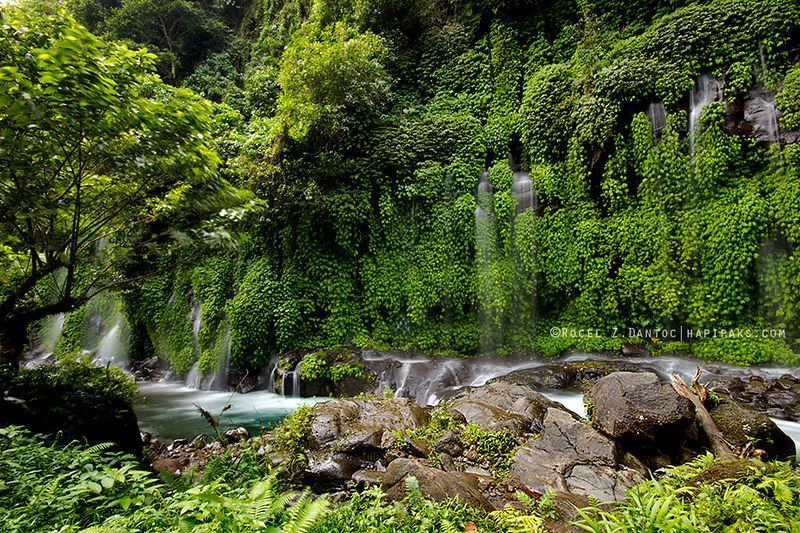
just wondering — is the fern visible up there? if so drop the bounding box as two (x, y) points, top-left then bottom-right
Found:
(249, 478), (293, 523)
(82, 442), (115, 456)
(158, 469), (191, 493)
(282, 494), (330, 533)
(440, 519), (461, 533)
(404, 475), (425, 506)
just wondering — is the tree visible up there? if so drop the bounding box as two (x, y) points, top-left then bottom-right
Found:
(102, 0), (228, 84)
(274, 20), (389, 142)
(0, 9), (236, 369)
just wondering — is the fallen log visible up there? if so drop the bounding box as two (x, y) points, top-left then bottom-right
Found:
(670, 373), (735, 461)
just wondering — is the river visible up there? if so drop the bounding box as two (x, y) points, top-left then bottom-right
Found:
(134, 353), (800, 457)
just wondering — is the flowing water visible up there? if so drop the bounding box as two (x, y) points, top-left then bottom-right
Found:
(135, 382), (322, 441)
(646, 101), (667, 141)
(689, 74), (723, 169)
(134, 350), (800, 458)
(537, 388), (799, 459)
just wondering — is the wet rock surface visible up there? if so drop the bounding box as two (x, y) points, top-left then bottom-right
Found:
(510, 408), (645, 501)
(586, 372), (697, 465)
(448, 381), (579, 436)
(709, 373), (800, 422)
(382, 458), (494, 511)
(499, 359), (653, 391)
(708, 395), (796, 461)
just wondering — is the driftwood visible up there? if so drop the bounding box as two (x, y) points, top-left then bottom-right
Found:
(670, 372), (735, 461)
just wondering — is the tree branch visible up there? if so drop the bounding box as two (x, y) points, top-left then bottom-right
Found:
(670, 373), (735, 461)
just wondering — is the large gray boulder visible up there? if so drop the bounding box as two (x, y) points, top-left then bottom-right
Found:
(449, 381), (578, 436)
(309, 397), (429, 450)
(382, 458), (494, 511)
(510, 408), (644, 501)
(304, 397), (429, 480)
(586, 372), (695, 448)
(708, 395), (796, 461)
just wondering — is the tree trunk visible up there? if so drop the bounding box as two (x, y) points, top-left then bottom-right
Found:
(670, 374), (735, 461)
(0, 318), (27, 391)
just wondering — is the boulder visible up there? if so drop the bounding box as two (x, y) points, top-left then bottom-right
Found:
(307, 451), (371, 480)
(434, 429), (463, 457)
(449, 382), (578, 436)
(510, 408), (644, 502)
(352, 469), (383, 486)
(586, 372), (695, 449)
(308, 397), (429, 450)
(382, 458), (494, 511)
(708, 395), (796, 461)
(303, 397), (429, 480)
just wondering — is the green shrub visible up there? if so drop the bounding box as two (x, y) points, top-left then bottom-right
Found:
(0, 426), (159, 532)
(3, 358), (141, 455)
(574, 454), (800, 532)
(299, 350), (368, 382)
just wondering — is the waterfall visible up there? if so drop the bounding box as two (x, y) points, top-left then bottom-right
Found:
(185, 361), (203, 389)
(73, 293), (132, 366)
(511, 169), (535, 214)
(189, 300), (202, 343)
(689, 74), (723, 169)
(510, 155), (537, 346)
(291, 361), (302, 396)
(646, 101), (667, 142)
(95, 320), (127, 365)
(214, 325), (231, 391)
(743, 45), (782, 148)
(266, 355), (280, 393)
(184, 324), (231, 391)
(475, 168), (499, 352)
(39, 313), (65, 353)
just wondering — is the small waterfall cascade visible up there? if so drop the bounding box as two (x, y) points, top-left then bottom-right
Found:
(95, 320), (125, 364)
(689, 74), (723, 166)
(185, 361), (204, 389)
(189, 299), (202, 345)
(359, 349), (546, 405)
(646, 101), (667, 141)
(184, 323), (231, 391)
(263, 357), (304, 396)
(266, 354), (280, 393)
(475, 168), (499, 352)
(474, 167), (494, 219)
(80, 294), (131, 366)
(39, 313), (65, 353)
(509, 152), (538, 344)
(745, 44), (782, 148)
(511, 161), (536, 214)
(291, 362), (302, 396)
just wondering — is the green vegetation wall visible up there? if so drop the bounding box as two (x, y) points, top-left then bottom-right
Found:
(80, 0), (800, 368)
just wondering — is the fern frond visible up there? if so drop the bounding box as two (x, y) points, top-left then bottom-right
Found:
(441, 519), (461, 533)
(282, 495), (330, 533)
(158, 469), (191, 492)
(83, 442), (115, 456)
(404, 475), (424, 507)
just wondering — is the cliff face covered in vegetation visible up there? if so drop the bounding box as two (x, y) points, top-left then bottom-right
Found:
(14, 0), (800, 371)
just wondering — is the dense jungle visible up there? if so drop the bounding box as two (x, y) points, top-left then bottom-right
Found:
(2, 0), (800, 531)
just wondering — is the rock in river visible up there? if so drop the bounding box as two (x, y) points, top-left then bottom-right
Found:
(304, 397), (429, 480)
(510, 408), (644, 501)
(586, 372), (696, 449)
(708, 395), (796, 461)
(449, 381), (579, 436)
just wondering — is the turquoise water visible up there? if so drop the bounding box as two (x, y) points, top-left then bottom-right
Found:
(135, 382), (322, 440)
